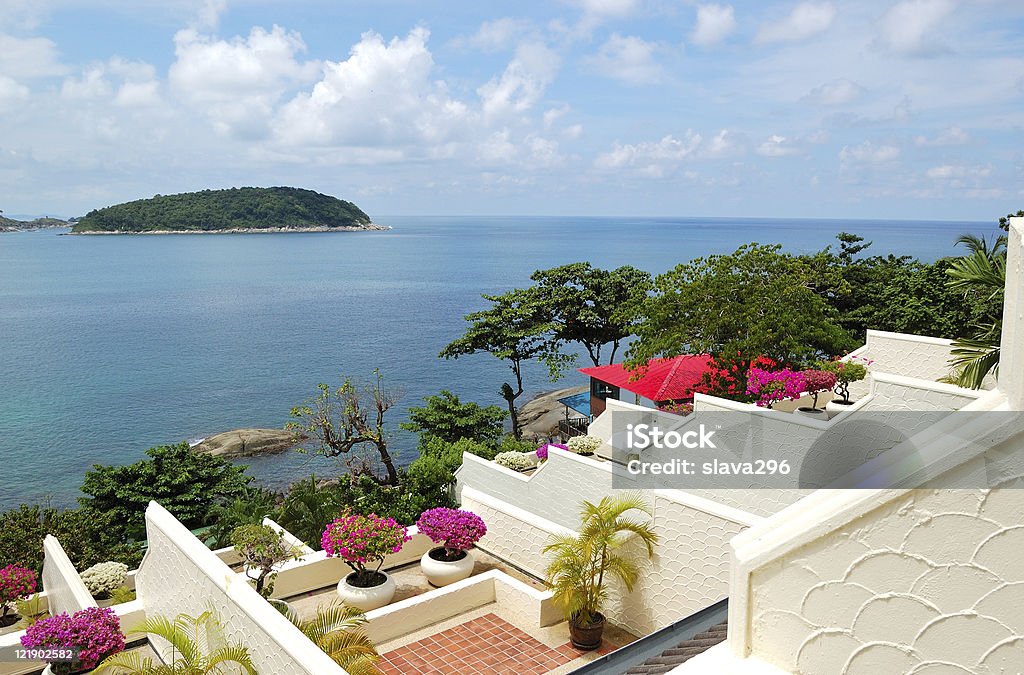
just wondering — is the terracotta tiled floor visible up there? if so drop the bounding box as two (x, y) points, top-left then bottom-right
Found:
(378, 613), (617, 674)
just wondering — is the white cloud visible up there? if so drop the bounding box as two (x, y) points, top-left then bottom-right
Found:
(702, 129), (744, 158)
(275, 28), (470, 149)
(171, 25), (318, 137)
(0, 33), (65, 79)
(596, 132), (703, 171)
(757, 134), (802, 156)
(878, 0), (956, 56)
(802, 78), (864, 105)
(0, 75), (29, 110)
(586, 34), (664, 85)
(571, 0), (640, 18)
(756, 2), (836, 44)
(195, 0), (227, 31)
(914, 126), (969, 146)
(839, 141), (900, 163)
(455, 18), (531, 52)
(478, 41), (560, 120)
(926, 163), (990, 179)
(691, 4), (736, 47)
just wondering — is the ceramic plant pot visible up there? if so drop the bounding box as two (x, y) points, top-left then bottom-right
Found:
(794, 407), (828, 421)
(337, 571), (396, 612)
(420, 547), (475, 587)
(825, 399), (855, 416)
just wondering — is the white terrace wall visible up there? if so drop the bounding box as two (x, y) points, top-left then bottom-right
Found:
(846, 330), (973, 399)
(858, 372), (980, 412)
(733, 487), (1024, 674)
(41, 535), (96, 616)
(456, 454), (760, 636)
(136, 502), (343, 674)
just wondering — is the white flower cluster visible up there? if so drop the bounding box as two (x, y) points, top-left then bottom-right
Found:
(80, 561), (129, 598)
(567, 435), (603, 455)
(494, 451), (536, 472)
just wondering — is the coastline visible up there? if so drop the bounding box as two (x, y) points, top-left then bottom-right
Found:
(68, 224), (391, 235)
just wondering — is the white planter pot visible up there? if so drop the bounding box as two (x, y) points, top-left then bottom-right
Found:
(268, 598), (293, 617)
(825, 399), (856, 416)
(794, 407), (828, 421)
(420, 548), (475, 587)
(337, 571), (396, 611)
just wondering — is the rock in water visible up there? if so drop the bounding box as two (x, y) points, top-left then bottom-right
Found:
(192, 428), (302, 458)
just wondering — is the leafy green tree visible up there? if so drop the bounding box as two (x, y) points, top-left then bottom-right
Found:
(400, 390), (508, 447)
(79, 442), (251, 542)
(205, 489), (280, 549)
(999, 210), (1024, 232)
(530, 263), (652, 366)
(945, 233), (1007, 388)
(288, 371), (401, 485)
(628, 243), (856, 369)
(273, 476), (342, 551)
(440, 288), (568, 439)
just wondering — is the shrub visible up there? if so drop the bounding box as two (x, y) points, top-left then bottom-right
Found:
(657, 402), (693, 416)
(818, 359), (868, 403)
(0, 565), (37, 621)
(567, 435), (603, 455)
(231, 524), (300, 598)
(801, 369), (838, 408)
(22, 606), (125, 673)
(322, 512), (410, 586)
(416, 508), (487, 559)
(746, 368), (806, 408)
(494, 452), (535, 472)
(80, 561), (128, 599)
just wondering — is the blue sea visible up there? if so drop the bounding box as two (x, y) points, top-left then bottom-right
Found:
(0, 216), (1000, 509)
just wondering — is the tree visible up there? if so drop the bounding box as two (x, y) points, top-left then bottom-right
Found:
(288, 371), (401, 485)
(440, 289), (568, 439)
(79, 443), (251, 543)
(530, 263), (652, 366)
(400, 390), (508, 447)
(999, 210), (1023, 232)
(628, 244), (856, 370)
(945, 233), (1006, 388)
(273, 476), (342, 551)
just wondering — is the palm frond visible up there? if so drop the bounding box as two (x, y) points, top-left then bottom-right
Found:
(94, 650), (156, 674)
(203, 646), (258, 675)
(948, 337), (1000, 389)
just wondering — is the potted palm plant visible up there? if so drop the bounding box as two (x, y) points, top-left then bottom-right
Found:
(543, 493), (658, 650)
(323, 511), (410, 611)
(95, 610), (256, 674)
(284, 600), (381, 674)
(415, 507), (487, 587)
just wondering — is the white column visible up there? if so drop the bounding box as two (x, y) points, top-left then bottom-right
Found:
(999, 217), (1024, 409)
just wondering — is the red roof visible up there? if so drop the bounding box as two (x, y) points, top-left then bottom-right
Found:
(579, 354), (714, 402)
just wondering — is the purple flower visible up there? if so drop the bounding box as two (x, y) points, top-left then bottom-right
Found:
(0, 565), (37, 608)
(416, 508), (487, 554)
(21, 606), (124, 670)
(322, 511), (410, 579)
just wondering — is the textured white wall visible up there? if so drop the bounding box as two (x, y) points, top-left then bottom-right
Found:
(744, 487), (1024, 674)
(1000, 217), (1024, 408)
(136, 502), (344, 674)
(41, 535), (96, 616)
(859, 372), (980, 412)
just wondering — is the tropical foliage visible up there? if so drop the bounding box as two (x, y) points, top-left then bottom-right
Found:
(231, 524), (300, 598)
(72, 187), (371, 233)
(400, 390), (508, 447)
(96, 611), (256, 674)
(284, 601), (381, 674)
(543, 493), (658, 628)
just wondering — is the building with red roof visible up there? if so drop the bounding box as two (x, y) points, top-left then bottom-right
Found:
(578, 354), (714, 417)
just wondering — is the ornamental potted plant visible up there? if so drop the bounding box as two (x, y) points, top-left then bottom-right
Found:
(231, 524), (302, 614)
(567, 435), (603, 456)
(79, 562), (129, 602)
(415, 508), (487, 587)
(22, 607), (125, 674)
(794, 369), (838, 420)
(322, 511), (410, 611)
(0, 564), (37, 628)
(746, 368), (806, 409)
(819, 359), (868, 414)
(544, 493), (658, 651)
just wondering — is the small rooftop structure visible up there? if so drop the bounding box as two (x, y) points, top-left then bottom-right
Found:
(579, 354), (713, 416)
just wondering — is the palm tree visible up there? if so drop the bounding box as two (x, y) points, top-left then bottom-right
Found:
(284, 601), (380, 675)
(543, 492), (658, 647)
(946, 234), (1007, 389)
(94, 611), (256, 674)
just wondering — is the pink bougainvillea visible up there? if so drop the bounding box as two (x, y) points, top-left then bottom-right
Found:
(0, 565), (37, 620)
(21, 606), (124, 672)
(322, 511), (410, 585)
(416, 508), (487, 557)
(747, 368), (806, 408)
(535, 443), (567, 461)
(801, 369), (838, 408)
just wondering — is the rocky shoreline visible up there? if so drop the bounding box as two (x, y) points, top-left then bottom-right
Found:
(69, 224), (391, 235)
(191, 428), (306, 458)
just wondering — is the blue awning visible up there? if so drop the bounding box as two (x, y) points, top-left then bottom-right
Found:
(558, 392), (591, 417)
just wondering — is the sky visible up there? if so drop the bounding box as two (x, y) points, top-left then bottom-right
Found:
(1, 0), (1022, 221)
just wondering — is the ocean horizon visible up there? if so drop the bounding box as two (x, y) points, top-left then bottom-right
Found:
(0, 215), (1001, 509)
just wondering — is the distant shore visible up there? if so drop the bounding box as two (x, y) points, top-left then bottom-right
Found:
(68, 224), (391, 235)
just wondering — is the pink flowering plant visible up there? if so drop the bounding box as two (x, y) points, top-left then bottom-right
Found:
(416, 508), (487, 562)
(21, 607), (124, 674)
(747, 368), (806, 408)
(801, 369), (838, 408)
(0, 564), (37, 623)
(322, 511), (411, 587)
(535, 443), (567, 461)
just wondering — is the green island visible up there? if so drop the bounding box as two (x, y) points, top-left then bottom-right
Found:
(0, 214), (68, 232)
(70, 186), (383, 234)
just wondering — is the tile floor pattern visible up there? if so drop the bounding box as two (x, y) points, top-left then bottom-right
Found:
(378, 613), (617, 675)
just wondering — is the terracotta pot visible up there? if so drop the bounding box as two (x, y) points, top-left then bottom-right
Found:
(420, 547), (474, 587)
(336, 571), (395, 612)
(569, 613), (606, 650)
